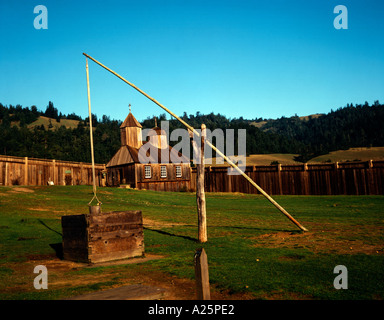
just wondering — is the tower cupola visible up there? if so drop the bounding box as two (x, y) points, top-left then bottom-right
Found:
(120, 104), (142, 148)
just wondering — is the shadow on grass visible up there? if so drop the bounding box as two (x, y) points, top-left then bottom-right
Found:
(49, 243), (64, 259)
(37, 219), (64, 259)
(38, 219), (62, 236)
(217, 225), (296, 233)
(144, 226), (198, 242)
(144, 224), (302, 243)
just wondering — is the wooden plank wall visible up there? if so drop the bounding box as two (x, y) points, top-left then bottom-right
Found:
(2, 153), (383, 195)
(107, 163), (191, 191)
(0, 155), (105, 186)
(190, 161), (384, 195)
(135, 163), (191, 192)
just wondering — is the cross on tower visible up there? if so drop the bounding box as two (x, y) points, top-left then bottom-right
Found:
(129, 104), (132, 113)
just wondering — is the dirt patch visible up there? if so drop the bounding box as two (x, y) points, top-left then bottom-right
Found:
(261, 290), (313, 300)
(28, 207), (50, 212)
(2, 254), (254, 300)
(10, 187), (35, 193)
(252, 223), (384, 255)
(278, 254), (306, 261)
(143, 218), (188, 228)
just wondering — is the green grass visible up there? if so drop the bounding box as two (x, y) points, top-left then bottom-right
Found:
(0, 185), (383, 300)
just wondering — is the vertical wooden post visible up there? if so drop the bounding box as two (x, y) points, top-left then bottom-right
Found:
(52, 159), (56, 185)
(62, 167), (66, 186)
(80, 162), (84, 185)
(196, 124), (207, 243)
(189, 125), (207, 242)
(277, 163), (283, 195)
(24, 157), (28, 185)
(5, 162), (8, 186)
(303, 163), (309, 195)
(102, 164), (107, 187)
(194, 248), (210, 300)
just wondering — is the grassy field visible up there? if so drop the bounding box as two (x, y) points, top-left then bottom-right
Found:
(0, 185), (383, 300)
(206, 153), (300, 166)
(309, 147), (384, 163)
(26, 116), (80, 130)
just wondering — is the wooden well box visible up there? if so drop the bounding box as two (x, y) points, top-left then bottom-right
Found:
(61, 210), (144, 263)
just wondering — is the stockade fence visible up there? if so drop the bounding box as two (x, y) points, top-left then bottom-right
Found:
(0, 155), (106, 187)
(190, 160), (384, 195)
(1, 154), (383, 195)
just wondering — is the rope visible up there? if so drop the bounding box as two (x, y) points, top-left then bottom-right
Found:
(85, 57), (102, 207)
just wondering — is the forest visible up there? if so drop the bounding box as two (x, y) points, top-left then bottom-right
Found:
(0, 100), (383, 164)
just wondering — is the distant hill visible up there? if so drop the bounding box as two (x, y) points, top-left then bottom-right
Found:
(251, 102), (384, 162)
(1, 100), (384, 164)
(205, 153), (300, 166)
(26, 116), (81, 130)
(250, 113), (324, 130)
(309, 147), (384, 163)
(206, 147), (384, 166)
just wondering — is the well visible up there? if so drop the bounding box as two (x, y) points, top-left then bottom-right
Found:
(61, 210), (144, 263)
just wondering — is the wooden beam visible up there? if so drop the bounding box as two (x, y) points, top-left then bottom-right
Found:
(83, 53), (308, 232)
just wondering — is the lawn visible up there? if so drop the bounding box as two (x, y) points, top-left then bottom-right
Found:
(0, 185), (383, 300)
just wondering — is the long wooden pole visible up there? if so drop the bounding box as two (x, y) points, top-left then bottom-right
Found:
(83, 53), (308, 232)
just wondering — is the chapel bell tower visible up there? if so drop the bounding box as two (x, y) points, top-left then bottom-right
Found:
(120, 104), (143, 148)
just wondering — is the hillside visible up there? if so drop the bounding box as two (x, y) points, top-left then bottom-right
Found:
(309, 147), (384, 163)
(27, 116), (80, 130)
(250, 113), (324, 130)
(1, 100), (384, 164)
(206, 153), (300, 166)
(205, 147), (384, 166)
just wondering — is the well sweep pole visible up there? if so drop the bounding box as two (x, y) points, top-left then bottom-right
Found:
(82, 53), (308, 231)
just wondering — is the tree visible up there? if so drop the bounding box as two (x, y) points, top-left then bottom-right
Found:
(44, 101), (58, 119)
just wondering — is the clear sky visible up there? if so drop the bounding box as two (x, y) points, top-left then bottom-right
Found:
(0, 0), (383, 122)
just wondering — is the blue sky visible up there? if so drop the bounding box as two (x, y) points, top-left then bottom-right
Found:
(0, 0), (383, 122)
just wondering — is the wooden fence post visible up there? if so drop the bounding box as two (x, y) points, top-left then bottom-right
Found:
(52, 159), (56, 185)
(277, 163), (283, 195)
(80, 162), (84, 185)
(5, 162), (8, 186)
(24, 157), (28, 185)
(194, 248), (210, 300)
(303, 163), (309, 195)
